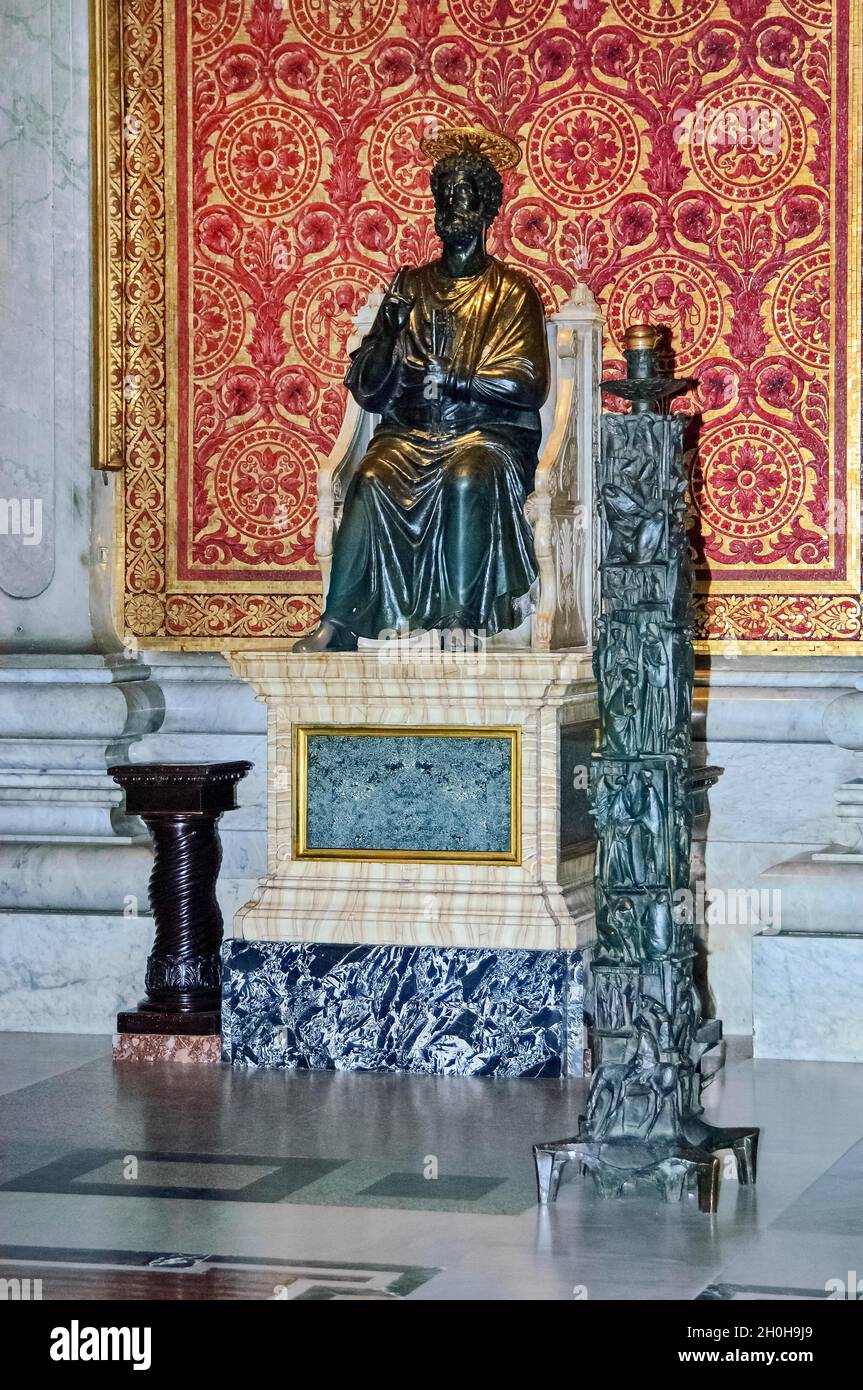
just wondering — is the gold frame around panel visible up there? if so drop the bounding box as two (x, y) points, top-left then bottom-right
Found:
(292, 725), (522, 865)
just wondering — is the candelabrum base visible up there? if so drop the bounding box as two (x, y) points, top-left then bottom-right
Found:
(533, 1122), (759, 1213)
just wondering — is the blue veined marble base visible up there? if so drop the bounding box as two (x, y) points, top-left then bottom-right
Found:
(222, 942), (588, 1078)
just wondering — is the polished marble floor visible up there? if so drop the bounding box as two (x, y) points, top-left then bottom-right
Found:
(0, 1033), (861, 1300)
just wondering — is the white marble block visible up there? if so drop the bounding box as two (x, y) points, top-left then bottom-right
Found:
(228, 650), (597, 951)
(753, 930), (863, 1062)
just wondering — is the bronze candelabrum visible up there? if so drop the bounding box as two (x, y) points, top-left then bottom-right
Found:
(533, 325), (759, 1212)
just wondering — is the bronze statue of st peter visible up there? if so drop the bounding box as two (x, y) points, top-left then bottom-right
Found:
(295, 127), (550, 652)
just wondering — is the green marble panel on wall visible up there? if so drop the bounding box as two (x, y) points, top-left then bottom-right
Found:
(294, 727), (519, 862)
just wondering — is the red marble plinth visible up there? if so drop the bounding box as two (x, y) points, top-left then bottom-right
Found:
(112, 1033), (222, 1064)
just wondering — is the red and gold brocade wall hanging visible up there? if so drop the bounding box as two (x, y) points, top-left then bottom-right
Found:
(94, 0), (861, 649)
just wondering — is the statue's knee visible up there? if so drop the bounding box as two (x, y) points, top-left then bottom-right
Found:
(448, 452), (492, 496)
(356, 456), (387, 490)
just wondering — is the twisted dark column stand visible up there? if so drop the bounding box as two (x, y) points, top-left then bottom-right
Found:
(144, 816), (224, 1013)
(532, 325), (758, 1212)
(109, 763), (251, 1057)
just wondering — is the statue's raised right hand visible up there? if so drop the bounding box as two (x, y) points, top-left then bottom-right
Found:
(378, 291), (414, 336)
(377, 269), (414, 335)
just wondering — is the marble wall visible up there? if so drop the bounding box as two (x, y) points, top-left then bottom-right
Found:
(0, 0), (94, 651)
(753, 934), (863, 1063)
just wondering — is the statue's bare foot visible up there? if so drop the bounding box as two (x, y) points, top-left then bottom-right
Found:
(293, 618), (358, 653)
(439, 610), (483, 652)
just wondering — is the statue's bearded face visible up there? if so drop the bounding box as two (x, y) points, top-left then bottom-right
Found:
(433, 168), (488, 249)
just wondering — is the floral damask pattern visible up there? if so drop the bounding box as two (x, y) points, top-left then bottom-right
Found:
(115, 0), (859, 645)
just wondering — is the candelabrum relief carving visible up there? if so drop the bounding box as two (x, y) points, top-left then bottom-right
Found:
(533, 325), (759, 1212)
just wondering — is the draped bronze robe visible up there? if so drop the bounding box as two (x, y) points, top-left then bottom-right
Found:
(324, 257), (550, 638)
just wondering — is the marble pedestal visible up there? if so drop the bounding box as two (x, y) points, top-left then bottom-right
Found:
(225, 649), (597, 1076)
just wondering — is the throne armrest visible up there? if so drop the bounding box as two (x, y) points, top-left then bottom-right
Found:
(528, 283), (603, 652)
(315, 291), (382, 601)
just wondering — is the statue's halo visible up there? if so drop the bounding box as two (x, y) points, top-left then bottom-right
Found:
(420, 125), (521, 173)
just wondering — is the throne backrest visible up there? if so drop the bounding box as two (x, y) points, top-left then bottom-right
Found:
(314, 281), (603, 651)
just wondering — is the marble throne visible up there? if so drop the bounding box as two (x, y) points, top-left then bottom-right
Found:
(223, 285), (603, 1077)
